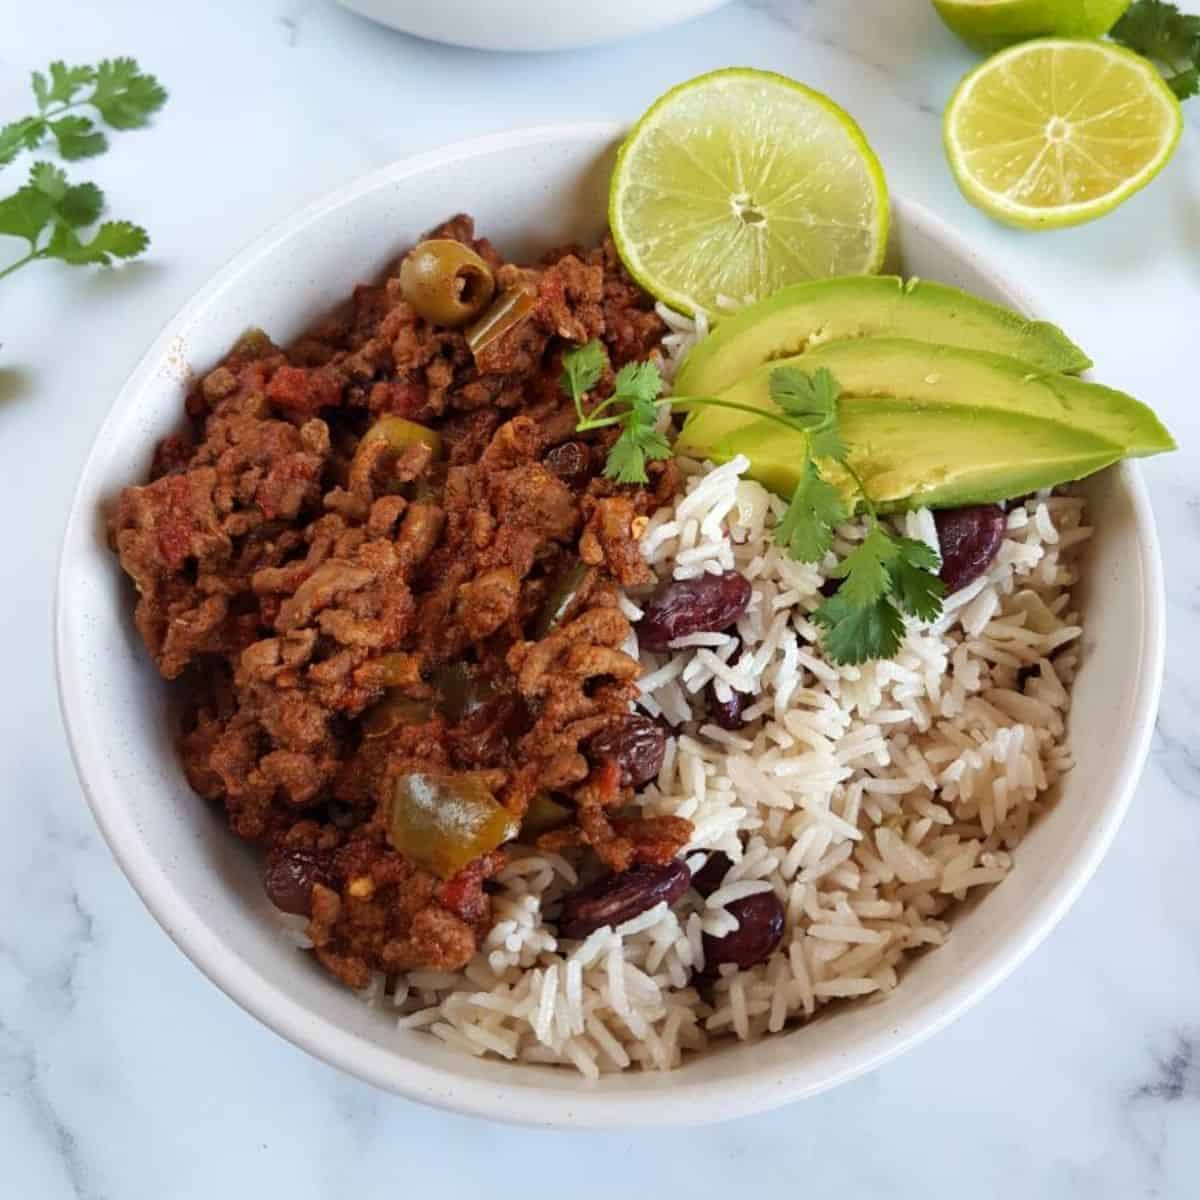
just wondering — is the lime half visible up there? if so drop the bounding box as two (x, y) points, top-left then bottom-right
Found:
(944, 39), (1182, 230)
(610, 68), (889, 318)
(932, 0), (1131, 51)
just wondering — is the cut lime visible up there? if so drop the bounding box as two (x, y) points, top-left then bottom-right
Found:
(610, 68), (889, 318)
(932, 0), (1131, 51)
(944, 39), (1182, 230)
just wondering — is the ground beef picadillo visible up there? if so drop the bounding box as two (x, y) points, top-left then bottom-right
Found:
(108, 216), (692, 991)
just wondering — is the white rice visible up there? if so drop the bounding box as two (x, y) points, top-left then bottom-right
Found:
(282, 306), (1090, 1074)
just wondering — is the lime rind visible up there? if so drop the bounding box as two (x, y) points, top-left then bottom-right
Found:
(610, 67), (890, 317)
(943, 38), (1183, 231)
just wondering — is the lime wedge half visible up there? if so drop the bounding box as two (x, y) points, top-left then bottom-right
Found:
(610, 68), (889, 318)
(944, 38), (1182, 230)
(932, 0), (1131, 51)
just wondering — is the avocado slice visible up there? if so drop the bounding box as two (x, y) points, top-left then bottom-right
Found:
(712, 400), (1123, 511)
(676, 337), (1174, 459)
(672, 276), (1091, 397)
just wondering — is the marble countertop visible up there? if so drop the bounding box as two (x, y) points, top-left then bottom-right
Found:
(3, 0), (1198, 1195)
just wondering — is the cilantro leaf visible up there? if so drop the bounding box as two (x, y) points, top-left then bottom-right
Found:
(829, 526), (897, 608)
(813, 592), (906, 665)
(890, 537), (945, 622)
(0, 186), (55, 247)
(770, 365), (840, 423)
(612, 359), (663, 409)
(0, 117), (46, 166)
(89, 57), (168, 130)
(560, 339), (608, 414)
(1112, 0), (1200, 100)
(50, 115), (106, 160)
(775, 458), (849, 563)
(36, 62), (97, 109)
(604, 421), (671, 484)
(26, 161), (101, 225)
(48, 220), (149, 265)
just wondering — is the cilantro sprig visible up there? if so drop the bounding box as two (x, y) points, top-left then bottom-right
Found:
(0, 58), (166, 165)
(564, 339), (825, 485)
(1112, 0), (1200, 100)
(0, 58), (164, 285)
(0, 162), (149, 281)
(561, 341), (946, 665)
(768, 367), (945, 664)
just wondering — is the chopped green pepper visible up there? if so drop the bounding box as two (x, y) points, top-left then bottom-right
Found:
(466, 288), (536, 358)
(430, 662), (503, 723)
(532, 561), (588, 638)
(361, 694), (435, 739)
(387, 772), (519, 879)
(358, 415), (443, 462)
(520, 793), (573, 839)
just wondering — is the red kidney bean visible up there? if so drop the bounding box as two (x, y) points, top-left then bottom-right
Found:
(543, 441), (593, 491)
(637, 570), (752, 651)
(263, 849), (328, 917)
(585, 715), (666, 788)
(709, 687), (749, 730)
(934, 505), (1006, 594)
(689, 850), (732, 898)
(703, 891), (785, 973)
(558, 860), (691, 939)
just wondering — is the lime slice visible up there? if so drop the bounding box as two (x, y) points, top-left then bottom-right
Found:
(944, 39), (1182, 230)
(610, 68), (889, 318)
(932, 0), (1131, 51)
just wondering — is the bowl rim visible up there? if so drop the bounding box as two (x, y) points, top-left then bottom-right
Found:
(55, 122), (1166, 1128)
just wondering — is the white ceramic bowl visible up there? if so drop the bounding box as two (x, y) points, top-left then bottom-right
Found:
(56, 124), (1164, 1128)
(335, 0), (732, 51)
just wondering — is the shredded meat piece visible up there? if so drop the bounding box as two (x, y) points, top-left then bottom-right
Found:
(108, 215), (691, 990)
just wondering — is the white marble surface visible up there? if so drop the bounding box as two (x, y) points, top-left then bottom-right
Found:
(3, 0), (1198, 1194)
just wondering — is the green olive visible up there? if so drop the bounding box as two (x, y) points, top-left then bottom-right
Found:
(399, 239), (496, 328)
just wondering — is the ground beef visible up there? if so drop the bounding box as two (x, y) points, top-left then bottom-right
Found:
(109, 215), (691, 992)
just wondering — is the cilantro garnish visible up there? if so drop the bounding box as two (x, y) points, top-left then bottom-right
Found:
(1112, 1), (1200, 100)
(1, 58), (166, 165)
(561, 341), (947, 665)
(0, 58), (164, 284)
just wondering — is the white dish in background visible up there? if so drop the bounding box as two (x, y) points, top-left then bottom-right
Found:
(56, 123), (1164, 1128)
(336, 0), (732, 52)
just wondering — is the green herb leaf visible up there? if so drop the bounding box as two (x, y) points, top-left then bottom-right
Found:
(770, 365), (840, 423)
(37, 62), (97, 109)
(1112, 0), (1200, 99)
(50, 114), (106, 160)
(0, 185), (55, 247)
(560, 339), (608, 414)
(890, 537), (945, 622)
(612, 359), (663, 410)
(775, 457), (848, 563)
(48, 219), (148, 265)
(89, 57), (168, 130)
(0, 117), (46, 167)
(604, 422), (671, 484)
(813, 592), (906, 666)
(829, 526), (897, 608)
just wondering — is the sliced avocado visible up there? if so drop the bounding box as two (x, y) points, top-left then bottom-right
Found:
(716, 400), (1123, 511)
(675, 337), (1174, 459)
(672, 276), (1091, 397)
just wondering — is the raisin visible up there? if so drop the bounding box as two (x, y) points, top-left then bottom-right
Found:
(585, 715), (666, 788)
(935, 505), (1006, 594)
(543, 441), (594, 491)
(263, 848), (328, 917)
(558, 860), (691, 939)
(637, 570), (752, 651)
